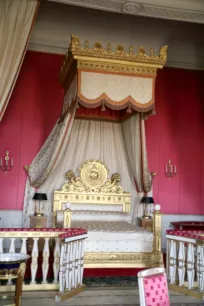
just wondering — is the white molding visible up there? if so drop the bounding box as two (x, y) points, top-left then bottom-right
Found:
(0, 210), (23, 228)
(166, 235), (195, 244)
(28, 43), (66, 55)
(27, 44), (204, 71)
(166, 60), (204, 71)
(47, 0), (204, 24)
(29, 2), (204, 71)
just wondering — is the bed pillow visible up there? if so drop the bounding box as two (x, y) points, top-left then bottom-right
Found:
(72, 210), (131, 222)
(64, 203), (124, 212)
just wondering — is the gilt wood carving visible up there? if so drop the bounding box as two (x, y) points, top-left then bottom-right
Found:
(53, 160), (163, 268)
(53, 160), (131, 221)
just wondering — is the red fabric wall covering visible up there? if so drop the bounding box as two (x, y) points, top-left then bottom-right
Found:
(146, 68), (204, 214)
(0, 51), (204, 214)
(0, 51), (64, 210)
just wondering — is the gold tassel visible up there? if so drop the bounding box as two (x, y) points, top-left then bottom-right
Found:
(101, 103), (106, 111)
(127, 105), (132, 113)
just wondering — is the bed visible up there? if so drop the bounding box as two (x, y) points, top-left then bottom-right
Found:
(53, 160), (163, 268)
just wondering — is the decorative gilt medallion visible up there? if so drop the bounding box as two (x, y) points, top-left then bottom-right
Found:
(53, 160), (132, 217)
(64, 160), (124, 194)
(80, 161), (107, 190)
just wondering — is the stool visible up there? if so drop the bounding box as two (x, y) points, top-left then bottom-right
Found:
(0, 254), (29, 306)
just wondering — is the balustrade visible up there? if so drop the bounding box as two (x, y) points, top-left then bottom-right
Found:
(0, 228), (87, 299)
(56, 232), (87, 301)
(166, 230), (204, 300)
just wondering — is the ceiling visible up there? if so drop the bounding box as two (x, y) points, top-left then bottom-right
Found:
(29, 1), (204, 70)
(47, 0), (204, 24)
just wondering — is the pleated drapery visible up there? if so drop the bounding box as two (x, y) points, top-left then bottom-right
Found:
(23, 113), (151, 227)
(0, 0), (39, 120)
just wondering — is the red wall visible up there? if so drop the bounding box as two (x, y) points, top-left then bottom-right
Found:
(146, 68), (204, 214)
(0, 51), (204, 214)
(0, 51), (64, 210)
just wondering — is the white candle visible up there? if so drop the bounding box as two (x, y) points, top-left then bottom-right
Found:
(0, 158), (2, 167)
(11, 158), (14, 167)
(165, 165), (168, 173)
(174, 165), (176, 174)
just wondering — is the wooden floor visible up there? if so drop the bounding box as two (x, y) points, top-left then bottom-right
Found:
(1, 287), (203, 306)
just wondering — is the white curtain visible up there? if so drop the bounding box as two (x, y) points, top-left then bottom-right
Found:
(122, 114), (152, 216)
(23, 113), (151, 227)
(23, 78), (77, 226)
(25, 77), (77, 188)
(0, 0), (39, 121)
(23, 118), (143, 227)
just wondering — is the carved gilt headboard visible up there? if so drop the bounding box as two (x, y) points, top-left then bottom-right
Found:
(53, 160), (131, 223)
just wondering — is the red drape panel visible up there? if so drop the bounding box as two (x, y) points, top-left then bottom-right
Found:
(76, 105), (133, 121)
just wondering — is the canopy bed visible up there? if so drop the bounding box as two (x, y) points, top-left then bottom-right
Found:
(53, 160), (163, 268)
(23, 35), (167, 269)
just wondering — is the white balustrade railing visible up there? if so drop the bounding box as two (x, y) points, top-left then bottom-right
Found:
(0, 228), (87, 298)
(56, 232), (88, 301)
(166, 230), (204, 300)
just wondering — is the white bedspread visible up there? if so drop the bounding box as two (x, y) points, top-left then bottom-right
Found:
(72, 220), (153, 252)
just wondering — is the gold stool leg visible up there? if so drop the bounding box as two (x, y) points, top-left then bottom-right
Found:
(15, 263), (26, 306)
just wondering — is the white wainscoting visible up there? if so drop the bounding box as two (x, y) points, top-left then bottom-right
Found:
(0, 210), (23, 228)
(0, 210), (23, 251)
(0, 210), (203, 251)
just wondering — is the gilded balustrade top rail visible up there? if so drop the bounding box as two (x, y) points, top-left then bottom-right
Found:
(166, 229), (204, 245)
(0, 228), (87, 238)
(166, 230), (204, 239)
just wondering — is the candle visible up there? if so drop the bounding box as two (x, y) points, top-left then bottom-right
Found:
(165, 165), (168, 173)
(174, 165), (176, 174)
(0, 158), (2, 167)
(11, 158), (14, 167)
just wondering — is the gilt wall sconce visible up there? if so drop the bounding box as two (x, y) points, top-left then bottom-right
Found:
(0, 150), (14, 174)
(165, 159), (176, 180)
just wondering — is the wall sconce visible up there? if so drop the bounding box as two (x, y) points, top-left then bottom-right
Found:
(165, 159), (176, 180)
(0, 151), (14, 174)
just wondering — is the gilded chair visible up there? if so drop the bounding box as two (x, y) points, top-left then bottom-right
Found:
(138, 267), (170, 306)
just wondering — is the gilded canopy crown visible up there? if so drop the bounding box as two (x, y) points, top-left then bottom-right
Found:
(59, 35), (168, 117)
(68, 34), (167, 66)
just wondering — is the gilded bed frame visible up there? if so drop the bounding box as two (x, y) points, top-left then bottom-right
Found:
(53, 160), (163, 268)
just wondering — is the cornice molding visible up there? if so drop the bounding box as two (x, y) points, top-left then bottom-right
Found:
(27, 42), (204, 71)
(47, 0), (204, 24)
